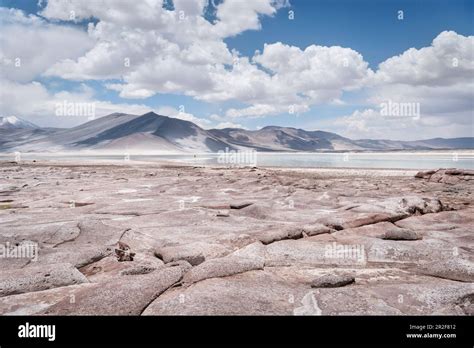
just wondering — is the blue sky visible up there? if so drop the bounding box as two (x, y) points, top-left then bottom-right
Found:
(229, 0), (474, 66)
(0, 0), (473, 140)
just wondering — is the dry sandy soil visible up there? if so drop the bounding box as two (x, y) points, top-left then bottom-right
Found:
(0, 160), (473, 315)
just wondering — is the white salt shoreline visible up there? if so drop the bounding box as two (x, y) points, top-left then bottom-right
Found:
(0, 159), (419, 177)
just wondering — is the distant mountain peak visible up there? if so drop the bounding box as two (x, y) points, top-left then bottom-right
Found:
(0, 116), (39, 129)
(0, 112), (472, 153)
(141, 111), (166, 118)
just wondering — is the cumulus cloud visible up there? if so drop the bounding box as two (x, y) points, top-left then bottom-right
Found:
(369, 32), (473, 125)
(39, 0), (279, 104)
(322, 107), (472, 141)
(0, 78), (211, 128)
(40, 0), (354, 116)
(0, 78), (149, 127)
(6, 0), (372, 120)
(155, 105), (212, 128)
(38, 0), (372, 118)
(314, 31), (474, 140)
(213, 0), (278, 37)
(214, 121), (246, 129)
(39, 0), (174, 29)
(369, 32), (473, 113)
(0, 5), (213, 128)
(374, 31), (473, 87)
(224, 43), (372, 117)
(225, 103), (309, 118)
(39, 0), (276, 86)
(0, 8), (94, 82)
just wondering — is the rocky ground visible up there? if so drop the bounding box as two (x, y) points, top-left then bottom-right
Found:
(0, 160), (472, 315)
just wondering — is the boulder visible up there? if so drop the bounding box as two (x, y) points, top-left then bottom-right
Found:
(310, 281), (473, 315)
(232, 204), (274, 220)
(0, 283), (96, 315)
(380, 228), (422, 241)
(143, 270), (473, 315)
(33, 220), (129, 268)
(183, 256), (264, 284)
(42, 265), (185, 315)
(143, 270), (306, 315)
(311, 274), (355, 288)
(367, 238), (454, 265)
(415, 170), (436, 179)
(419, 258), (474, 282)
(415, 168), (474, 185)
(258, 224), (333, 244)
(39, 246), (113, 269)
(230, 242), (266, 262)
(155, 242), (230, 266)
(265, 240), (366, 267)
(0, 263), (88, 297)
(79, 253), (164, 281)
(155, 247), (205, 266)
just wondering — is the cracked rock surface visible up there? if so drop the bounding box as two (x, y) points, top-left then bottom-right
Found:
(0, 160), (472, 315)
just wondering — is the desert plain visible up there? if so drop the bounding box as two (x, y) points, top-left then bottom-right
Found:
(0, 159), (472, 315)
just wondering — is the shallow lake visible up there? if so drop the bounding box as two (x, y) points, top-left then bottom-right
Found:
(1, 151), (473, 170)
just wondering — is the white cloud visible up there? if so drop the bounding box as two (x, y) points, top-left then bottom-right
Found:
(322, 107), (472, 141)
(213, 0), (279, 37)
(307, 31), (473, 140)
(0, 8), (94, 82)
(374, 31), (473, 87)
(155, 106), (212, 128)
(221, 43), (372, 117)
(40, 0), (348, 117)
(0, 79), (49, 118)
(39, 0), (174, 29)
(214, 121), (246, 129)
(39, 0), (279, 87)
(32, 0), (373, 120)
(0, 78), (151, 127)
(315, 31), (474, 140)
(336, 31), (474, 140)
(225, 103), (309, 118)
(0, 78), (214, 129)
(173, 0), (208, 17)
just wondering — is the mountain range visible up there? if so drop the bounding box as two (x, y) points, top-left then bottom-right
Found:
(0, 113), (472, 153)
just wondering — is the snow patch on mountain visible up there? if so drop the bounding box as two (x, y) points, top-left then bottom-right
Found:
(0, 116), (39, 129)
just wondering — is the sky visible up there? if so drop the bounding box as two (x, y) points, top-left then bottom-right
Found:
(0, 0), (473, 140)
